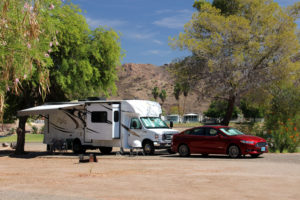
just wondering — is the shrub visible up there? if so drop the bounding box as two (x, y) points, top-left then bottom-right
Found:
(270, 116), (300, 153)
(31, 126), (38, 134)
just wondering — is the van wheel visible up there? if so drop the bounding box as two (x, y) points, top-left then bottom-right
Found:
(99, 147), (113, 154)
(73, 140), (85, 154)
(143, 141), (154, 155)
(228, 145), (240, 158)
(178, 144), (190, 157)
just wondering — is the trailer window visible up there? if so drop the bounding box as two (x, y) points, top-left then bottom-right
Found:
(114, 111), (119, 122)
(91, 111), (107, 123)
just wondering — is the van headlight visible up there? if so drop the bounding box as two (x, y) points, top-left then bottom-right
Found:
(240, 140), (255, 144)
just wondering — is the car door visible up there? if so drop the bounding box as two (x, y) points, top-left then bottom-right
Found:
(186, 127), (206, 153)
(202, 128), (227, 154)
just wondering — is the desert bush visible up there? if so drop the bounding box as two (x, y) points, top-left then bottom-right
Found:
(270, 116), (300, 153)
(31, 126), (38, 134)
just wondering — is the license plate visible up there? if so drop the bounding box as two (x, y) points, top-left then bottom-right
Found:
(261, 147), (265, 151)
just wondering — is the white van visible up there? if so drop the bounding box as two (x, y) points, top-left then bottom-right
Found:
(18, 100), (179, 155)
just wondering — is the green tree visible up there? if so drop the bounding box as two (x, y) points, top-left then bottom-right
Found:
(265, 85), (300, 131)
(0, 0), (62, 154)
(204, 100), (239, 121)
(0, 0), (58, 128)
(48, 3), (123, 101)
(152, 86), (159, 101)
(173, 83), (182, 114)
(194, 0), (239, 16)
(239, 100), (264, 122)
(170, 0), (300, 125)
(159, 89), (167, 107)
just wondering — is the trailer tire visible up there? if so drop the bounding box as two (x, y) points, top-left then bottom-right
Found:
(143, 140), (154, 155)
(73, 140), (85, 154)
(99, 147), (113, 154)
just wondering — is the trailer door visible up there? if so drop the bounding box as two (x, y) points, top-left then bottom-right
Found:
(112, 104), (120, 139)
(85, 103), (113, 142)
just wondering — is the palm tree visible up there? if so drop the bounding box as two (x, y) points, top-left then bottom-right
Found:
(173, 83), (182, 114)
(181, 82), (190, 115)
(159, 89), (167, 107)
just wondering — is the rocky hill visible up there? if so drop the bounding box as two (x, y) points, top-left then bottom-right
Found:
(109, 63), (210, 114)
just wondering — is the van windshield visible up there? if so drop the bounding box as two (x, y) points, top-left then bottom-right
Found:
(141, 117), (169, 129)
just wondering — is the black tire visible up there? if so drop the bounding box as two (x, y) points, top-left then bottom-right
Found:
(228, 145), (240, 158)
(178, 144), (190, 157)
(73, 140), (85, 154)
(167, 149), (176, 154)
(143, 141), (155, 155)
(99, 147), (113, 154)
(251, 154), (260, 158)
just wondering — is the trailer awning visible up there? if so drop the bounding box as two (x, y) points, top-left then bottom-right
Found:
(18, 104), (82, 116)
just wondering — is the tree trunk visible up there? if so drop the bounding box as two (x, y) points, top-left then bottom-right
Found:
(221, 95), (236, 126)
(183, 96), (186, 115)
(15, 116), (28, 155)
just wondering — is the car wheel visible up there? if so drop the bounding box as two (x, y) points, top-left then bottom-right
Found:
(251, 154), (260, 158)
(99, 147), (113, 154)
(228, 145), (240, 158)
(73, 140), (85, 154)
(143, 141), (154, 155)
(178, 144), (190, 157)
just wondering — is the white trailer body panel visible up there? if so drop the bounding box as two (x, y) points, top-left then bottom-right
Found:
(85, 103), (113, 141)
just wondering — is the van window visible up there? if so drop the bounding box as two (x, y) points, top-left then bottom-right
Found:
(130, 118), (142, 129)
(91, 111), (107, 123)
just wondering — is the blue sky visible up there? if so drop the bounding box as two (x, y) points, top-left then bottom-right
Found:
(72, 0), (299, 66)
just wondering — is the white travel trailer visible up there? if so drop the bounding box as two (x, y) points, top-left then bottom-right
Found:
(18, 100), (179, 155)
(183, 113), (199, 123)
(165, 114), (181, 123)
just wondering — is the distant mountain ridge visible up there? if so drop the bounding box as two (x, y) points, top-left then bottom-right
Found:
(109, 63), (210, 114)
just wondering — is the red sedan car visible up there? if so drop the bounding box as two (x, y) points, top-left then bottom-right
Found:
(171, 125), (268, 158)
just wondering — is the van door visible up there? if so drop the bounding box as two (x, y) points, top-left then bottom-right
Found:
(85, 103), (113, 142)
(127, 117), (144, 148)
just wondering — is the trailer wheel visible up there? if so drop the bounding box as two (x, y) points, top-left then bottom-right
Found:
(73, 140), (85, 154)
(143, 141), (154, 155)
(99, 147), (113, 154)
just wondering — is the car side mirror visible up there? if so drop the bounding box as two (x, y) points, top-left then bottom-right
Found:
(170, 121), (173, 129)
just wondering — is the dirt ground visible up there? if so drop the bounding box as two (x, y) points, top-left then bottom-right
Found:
(0, 143), (300, 200)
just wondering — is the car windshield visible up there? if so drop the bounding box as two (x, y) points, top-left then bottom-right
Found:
(140, 117), (169, 129)
(220, 128), (245, 136)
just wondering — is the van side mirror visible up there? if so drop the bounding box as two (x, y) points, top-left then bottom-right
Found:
(170, 121), (173, 129)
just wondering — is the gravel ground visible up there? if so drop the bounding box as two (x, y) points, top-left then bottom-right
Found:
(0, 143), (299, 200)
